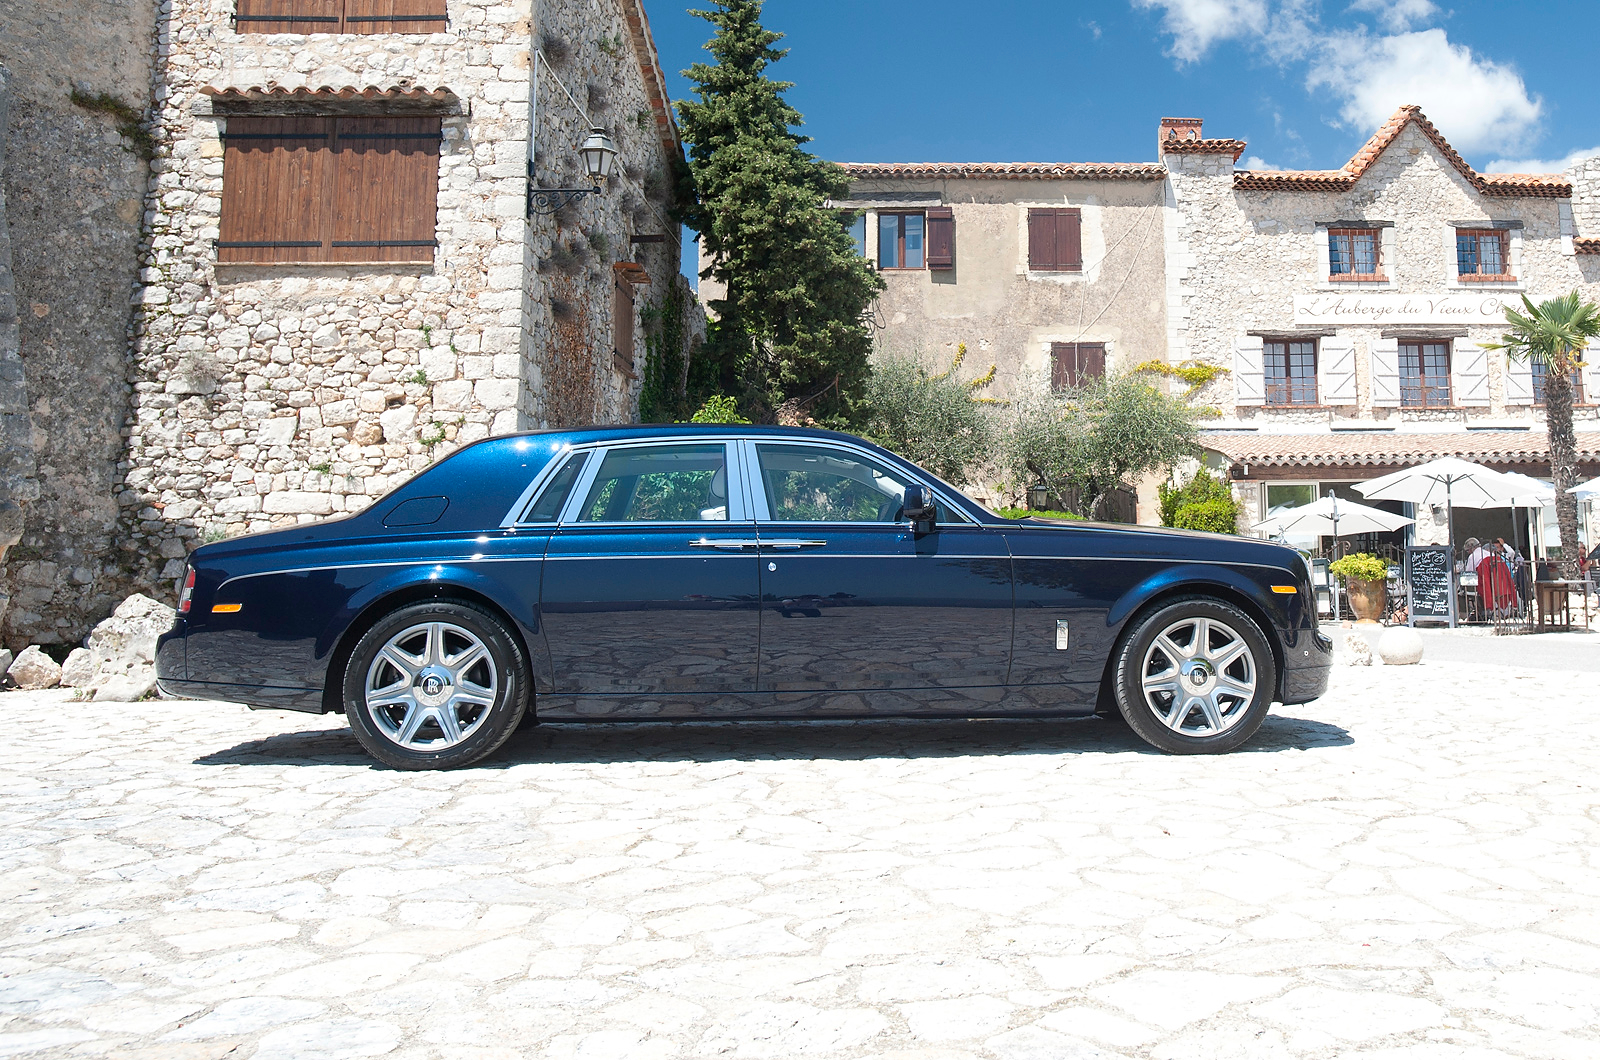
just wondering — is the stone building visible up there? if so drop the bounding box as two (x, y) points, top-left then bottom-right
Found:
(0, 0), (688, 650)
(0, 1), (159, 647)
(1164, 108), (1600, 549)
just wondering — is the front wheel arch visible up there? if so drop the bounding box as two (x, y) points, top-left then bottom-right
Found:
(322, 584), (537, 715)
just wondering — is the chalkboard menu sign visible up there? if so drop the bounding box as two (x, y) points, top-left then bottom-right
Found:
(1406, 545), (1455, 625)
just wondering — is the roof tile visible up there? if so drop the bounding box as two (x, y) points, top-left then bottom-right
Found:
(837, 161), (1169, 181)
(1203, 430), (1600, 469)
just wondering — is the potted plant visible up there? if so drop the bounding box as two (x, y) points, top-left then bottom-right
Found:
(1329, 552), (1389, 622)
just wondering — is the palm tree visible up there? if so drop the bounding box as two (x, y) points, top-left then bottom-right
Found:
(1483, 292), (1600, 579)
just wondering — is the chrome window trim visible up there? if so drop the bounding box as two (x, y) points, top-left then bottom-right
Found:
(742, 438), (976, 528)
(554, 439), (749, 527)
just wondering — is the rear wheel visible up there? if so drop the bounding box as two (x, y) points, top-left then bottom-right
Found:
(343, 600), (528, 770)
(1113, 597), (1276, 754)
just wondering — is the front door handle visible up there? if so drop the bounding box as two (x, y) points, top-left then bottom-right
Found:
(763, 540), (828, 550)
(690, 539), (760, 550)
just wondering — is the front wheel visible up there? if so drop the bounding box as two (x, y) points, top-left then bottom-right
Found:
(343, 600), (529, 770)
(1113, 597), (1276, 754)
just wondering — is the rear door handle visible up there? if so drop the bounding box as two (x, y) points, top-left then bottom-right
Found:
(763, 540), (828, 550)
(690, 539), (760, 550)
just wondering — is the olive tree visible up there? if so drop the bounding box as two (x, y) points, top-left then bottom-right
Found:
(860, 345), (997, 484)
(1002, 372), (1200, 520)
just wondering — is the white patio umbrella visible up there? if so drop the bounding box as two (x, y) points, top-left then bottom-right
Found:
(1354, 457), (1526, 548)
(1252, 494), (1415, 539)
(1569, 474), (1600, 498)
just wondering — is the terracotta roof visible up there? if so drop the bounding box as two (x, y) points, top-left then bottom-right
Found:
(1161, 138), (1248, 161)
(1203, 430), (1600, 469)
(618, 0), (684, 165)
(1232, 105), (1570, 199)
(201, 85), (457, 103)
(838, 162), (1169, 181)
(1575, 238), (1600, 255)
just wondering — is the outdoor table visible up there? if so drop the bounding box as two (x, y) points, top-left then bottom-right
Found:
(1535, 580), (1589, 632)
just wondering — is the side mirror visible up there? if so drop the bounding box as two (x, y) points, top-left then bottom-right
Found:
(902, 485), (937, 533)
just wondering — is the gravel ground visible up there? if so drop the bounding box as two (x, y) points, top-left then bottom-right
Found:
(1, 661), (1598, 1060)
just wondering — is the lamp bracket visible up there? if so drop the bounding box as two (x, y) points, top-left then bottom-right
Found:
(527, 186), (601, 217)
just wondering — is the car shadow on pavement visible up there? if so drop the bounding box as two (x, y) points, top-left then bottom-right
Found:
(193, 713), (1351, 768)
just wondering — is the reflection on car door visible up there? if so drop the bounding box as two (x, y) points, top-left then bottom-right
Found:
(540, 442), (760, 704)
(749, 441), (1012, 696)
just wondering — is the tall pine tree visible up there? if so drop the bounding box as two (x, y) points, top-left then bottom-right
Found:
(676, 0), (882, 424)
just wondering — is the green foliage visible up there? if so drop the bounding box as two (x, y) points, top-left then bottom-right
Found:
(676, 0), (884, 423)
(689, 395), (750, 424)
(1158, 467), (1235, 528)
(1173, 499), (1238, 535)
(1329, 552), (1389, 582)
(640, 286), (693, 423)
(69, 88), (154, 159)
(991, 507), (1083, 521)
(1481, 291), (1600, 579)
(1002, 373), (1201, 520)
(859, 344), (997, 485)
(406, 369), (428, 385)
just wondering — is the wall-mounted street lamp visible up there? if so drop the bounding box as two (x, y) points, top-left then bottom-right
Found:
(528, 127), (619, 216)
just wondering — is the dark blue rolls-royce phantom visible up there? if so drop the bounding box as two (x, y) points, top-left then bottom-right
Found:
(156, 425), (1332, 769)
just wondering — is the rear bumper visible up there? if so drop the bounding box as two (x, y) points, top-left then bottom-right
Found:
(156, 677), (328, 714)
(1278, 628), (1334, 705)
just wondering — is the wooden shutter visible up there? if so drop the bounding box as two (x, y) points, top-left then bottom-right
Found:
(1319, 337), (1356, 404)
(1583, 344), (1600, 404)
(343, 0), (449, 34)
(235, 0), (343, 33)
(1029, 210), (1057, 271)
(1079, 342), (1105, 381)
(1028, 209), (1081, 271)
(1370, 337), (1401, 407)
(1233, 335), (1265, 406)
(1056, 209), (1082, 270)
(925, 207), (954, 270)
(613, 271), (636, 370)
(218, 116), (332, 264)
(1503, 350), (1534, 404)
(1453, 343), (1490, 406)
(1051, 343), (1105, 390)
(329, 117), (441, 263)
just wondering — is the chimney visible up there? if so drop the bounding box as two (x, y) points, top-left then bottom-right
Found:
(1159, 117), (1204, 152)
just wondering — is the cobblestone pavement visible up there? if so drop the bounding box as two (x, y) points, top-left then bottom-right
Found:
(2, 662), (1598, 1060)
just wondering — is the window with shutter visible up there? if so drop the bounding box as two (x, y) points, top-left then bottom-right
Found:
(613, 272), (636, 372)
(329, 117), (441, 263)
(925, 207), (954, 270)
(877, 213), (925, 270)
(1028, 208), (1082, 272)
(236, 0), (447, 34)
(1400, 342), (1453, 407)
(1455, 229), (1513, 281)
(1050, 343), (1105, 391)
(1264, 340), (1318, 405)
(219, 115), (440, 265)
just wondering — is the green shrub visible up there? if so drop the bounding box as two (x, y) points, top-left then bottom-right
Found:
(688, 395), (750, 424)
(1172, 499), (1239, 534)
(1158, 467), (1236, 528)
(991, 507), (1084, 521)
(1329, 552), (1388, 581)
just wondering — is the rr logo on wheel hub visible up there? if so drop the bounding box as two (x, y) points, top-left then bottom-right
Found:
(421, 675), (446, 697)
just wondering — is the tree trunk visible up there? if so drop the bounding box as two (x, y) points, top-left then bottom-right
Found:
(1544, 353), (1583, 580)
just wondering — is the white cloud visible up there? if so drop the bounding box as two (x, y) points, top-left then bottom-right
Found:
(1132, 0), (1315, 63)
(1243, 156), (1280, 170)
(1346, 0), (1439, 32)
(1306, 29), (1542, 155)
(1485, 146), (1600, 174)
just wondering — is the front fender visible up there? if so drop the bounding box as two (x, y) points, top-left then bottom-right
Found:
(1106, 562), (1292, 632)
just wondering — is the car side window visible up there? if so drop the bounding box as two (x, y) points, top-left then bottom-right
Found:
(755, 444), (911, 523)
(576, 444), (730, 523)
(520, 452), (588, 523)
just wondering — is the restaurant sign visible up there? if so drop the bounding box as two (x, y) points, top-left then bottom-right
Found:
(1292, 293), (1513, 326)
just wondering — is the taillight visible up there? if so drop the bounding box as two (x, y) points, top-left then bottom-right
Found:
(178, 567), (195, 614)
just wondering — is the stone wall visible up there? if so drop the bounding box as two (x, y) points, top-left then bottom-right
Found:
(1166, 122), (1596, 424)
(118, 0), (683, 601)
(0, 0), (157, 649)
(0, 64), (39, 592)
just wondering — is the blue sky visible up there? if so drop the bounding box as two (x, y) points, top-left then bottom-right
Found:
(649, 0), (1599, 280)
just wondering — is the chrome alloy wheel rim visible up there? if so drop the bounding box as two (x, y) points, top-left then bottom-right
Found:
(1139, 616), (1257, 736)
(365, 622), (498, 750)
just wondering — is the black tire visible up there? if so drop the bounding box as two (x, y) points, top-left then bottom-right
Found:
(342, 600), (529, 770)
(1113, 596), (1277, 755)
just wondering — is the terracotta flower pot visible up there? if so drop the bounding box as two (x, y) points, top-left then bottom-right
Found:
(1345, 577), (1386, 623)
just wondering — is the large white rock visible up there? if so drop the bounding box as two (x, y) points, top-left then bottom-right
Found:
(1377, 626), (1424, 666)
(1340, 630), (1374, 667)
(84, 594), (176, 697)
(58, 648), (94, 687)
(0, 649), (12, 677)
(7, 646), (62, 690)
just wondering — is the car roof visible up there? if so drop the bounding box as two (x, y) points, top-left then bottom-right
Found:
(498, 423), (866, 443)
